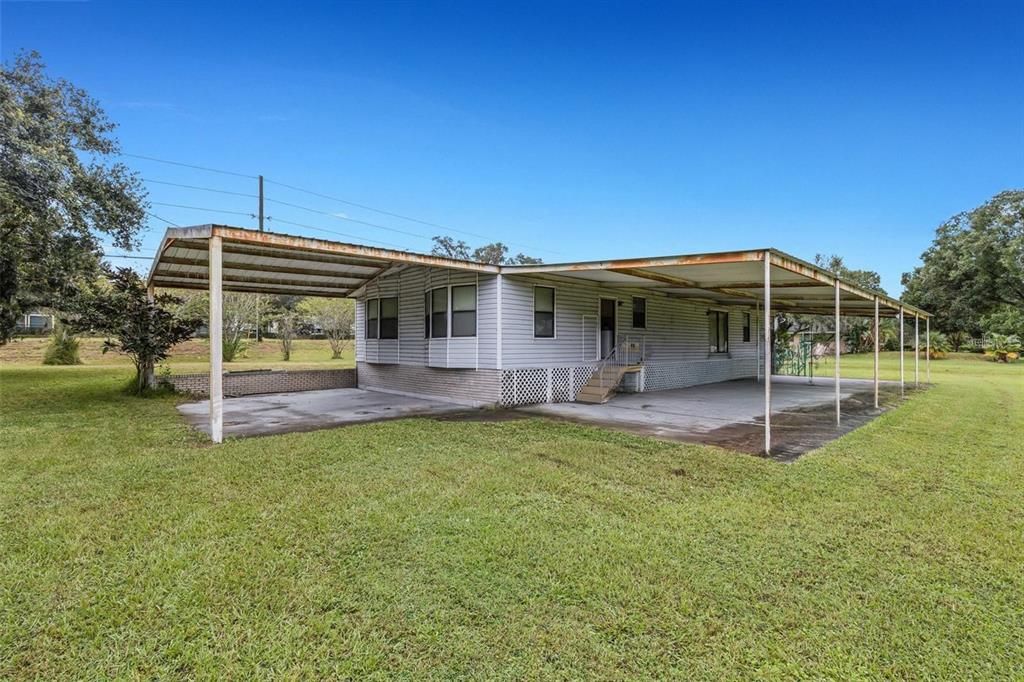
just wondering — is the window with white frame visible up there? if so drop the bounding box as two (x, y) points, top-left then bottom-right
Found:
(451, 284), (477, 337)
(632, 296), (647, 328)
(365, 299), (379, 339)
(379, 297), (398, 339)
(708, 310), (729, 353)
(365, 297), (398, 339)
(429, 287), (448, 338)
(534, 286), (555, 338)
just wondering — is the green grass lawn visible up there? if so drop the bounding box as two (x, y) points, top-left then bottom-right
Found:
(1, 353), (1022, 678)
(0, 336), (354, 372)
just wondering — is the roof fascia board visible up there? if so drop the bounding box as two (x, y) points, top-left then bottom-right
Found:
(209, 225), (500, 274)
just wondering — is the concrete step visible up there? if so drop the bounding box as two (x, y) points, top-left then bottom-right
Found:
(576, 384), (614, 404)
(575, 391), (610, 404)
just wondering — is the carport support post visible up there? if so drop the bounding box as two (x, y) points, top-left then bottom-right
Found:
(755, 300), (761, 381)
(899, 306), (905, 398)
(209, 235), (224, 443)
(145, 284), (156, 390)
(873, 297), (879, 409)
(926, 317), (931, 383)
(834, 280), (840, 427)
(914, 314), (920, 387)
(763, 251), (772, 455)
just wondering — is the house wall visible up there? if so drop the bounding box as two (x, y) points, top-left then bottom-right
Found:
(355, 266), (498, 370)
(500, 274), (761, 391)
(354, 266), (501, 402)
(354, 267), (763, 406)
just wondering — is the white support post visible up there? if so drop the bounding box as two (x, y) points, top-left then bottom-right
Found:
(926, 317), (931, 383)
(145, 284), (157, 390)
(755, 300), (761, 382)
(834, 280), (840, 427)
(899, 306), (905, 397)
(209, 235), (224, 443)
(496, 273), (503, 370)
(914, 314), (920, 387)
(763, 251), (772, 455)
(873, 297), (880, 409)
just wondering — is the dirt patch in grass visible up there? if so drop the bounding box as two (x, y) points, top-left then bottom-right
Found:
(703, 384), (920, 461)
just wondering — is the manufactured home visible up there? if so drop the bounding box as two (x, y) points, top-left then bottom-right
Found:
(353, 260), (762, 407)
(148, 225), (931, 452)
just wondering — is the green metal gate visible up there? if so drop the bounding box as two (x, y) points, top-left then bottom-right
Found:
(774, 338), (814, 377)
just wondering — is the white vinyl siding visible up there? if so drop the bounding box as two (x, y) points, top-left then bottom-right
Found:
(355, 265), (496, 370)
(498, 274), (760, 370)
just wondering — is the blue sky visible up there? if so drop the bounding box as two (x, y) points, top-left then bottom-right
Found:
(2, 0), (1022, 294)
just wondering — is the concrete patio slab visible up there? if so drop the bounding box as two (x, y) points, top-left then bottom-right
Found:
(520, 376), (912, 460)
(178, 388), (468, 438)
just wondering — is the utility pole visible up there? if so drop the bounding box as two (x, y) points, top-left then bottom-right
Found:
(258, 174), (265, 231)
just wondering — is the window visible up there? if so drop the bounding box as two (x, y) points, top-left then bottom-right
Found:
(365, 299), (379, 339)
(430, 287), (448, 338)
(379, 297), (398, 339)
(742, 312), (751, 343)
(534, 286), (555, 338)
(451, 285), (477, 337)
(366, 297), (398, 339)
(632, 297), (647, 328)
(424, 291), (430, 338)
(708, 310), (729, 353)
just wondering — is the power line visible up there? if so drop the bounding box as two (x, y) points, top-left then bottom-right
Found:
(121, 153), (256, 179)
(103, 253), (152, 260)
(264, 197), (432, 242)
(128, 151), (558, 256)
(151, 201), (254, 217)
(263, 177), (491, 241)
(267, 217), (408, 250)
(264, 177), (558, 255)
(145, 178), (258, 198)
(146, 211), (179, 227)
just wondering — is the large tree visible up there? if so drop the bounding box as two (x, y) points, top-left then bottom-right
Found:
(902, 190), (1024, 336)
(0, 51), (147, 343)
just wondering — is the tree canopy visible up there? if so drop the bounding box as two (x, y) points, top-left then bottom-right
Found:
(0, 51), (148, 342)
(813, 254), (886, 294)
(65, 268), (200, 393)
(901, 190), (1024, 336)
(431, 236), (542, 265)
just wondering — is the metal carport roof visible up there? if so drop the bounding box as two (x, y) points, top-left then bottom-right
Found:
(147, 224), (929, 318)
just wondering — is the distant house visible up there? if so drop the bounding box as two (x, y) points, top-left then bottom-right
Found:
(14, 311), (53, 335)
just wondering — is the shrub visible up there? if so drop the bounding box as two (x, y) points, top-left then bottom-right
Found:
(41, 321), (81, 365)
(984, 334), (1021, 363)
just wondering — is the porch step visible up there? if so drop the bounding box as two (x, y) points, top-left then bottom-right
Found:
(575, 365), (634, 404)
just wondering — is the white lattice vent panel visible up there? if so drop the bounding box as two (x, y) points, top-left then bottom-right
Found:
(572, 365), (596, 396)
(550, 368), (571, 402)
(500, 365), (599, 406)
(642, 360), (757, 392)
(500, 368), (547, 405)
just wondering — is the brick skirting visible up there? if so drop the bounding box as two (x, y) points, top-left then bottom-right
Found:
(164, 368), (357, 398)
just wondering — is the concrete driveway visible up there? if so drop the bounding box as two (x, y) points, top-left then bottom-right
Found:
(178, 388), (467, 438)
(520, 376), (908, 460)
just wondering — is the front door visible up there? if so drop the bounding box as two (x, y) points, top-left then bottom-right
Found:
(600, 298), (616, 359)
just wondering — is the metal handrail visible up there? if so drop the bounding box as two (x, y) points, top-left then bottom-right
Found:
(596, 337), (646, 388)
